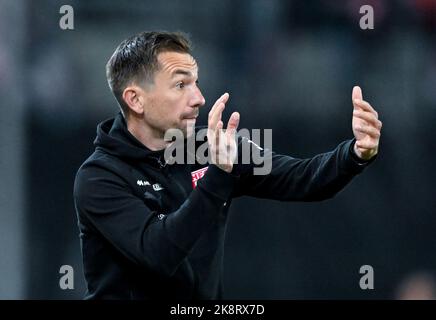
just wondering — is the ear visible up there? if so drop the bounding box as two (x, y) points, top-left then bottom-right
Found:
(122, 85), (145, 115)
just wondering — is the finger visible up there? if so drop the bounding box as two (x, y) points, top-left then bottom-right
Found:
(352, 86), (363, 101)
(225, 112), (240, 153)
(207, 115), (223, 147)
(355, 125), (381, 139)
(356, 140), (378, 149)
(353, 99), (379, 118)
(353, 110), (382, 129)
(209, 94), (229, 129)
(210, 92), (229, 113)
(226, 112), (240, 134)
(215, 120), (224, 163)
(215, 119), (224, 140)
(209, 102), (225, 130)
(208, 93), (229, 123)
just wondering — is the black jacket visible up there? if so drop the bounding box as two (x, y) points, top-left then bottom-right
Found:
(73, 112), (372, 299)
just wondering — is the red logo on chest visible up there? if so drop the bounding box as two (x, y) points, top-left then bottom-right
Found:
(191, 167), (209, 188)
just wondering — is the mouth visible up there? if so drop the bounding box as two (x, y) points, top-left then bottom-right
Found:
(183, 115), (198, 120)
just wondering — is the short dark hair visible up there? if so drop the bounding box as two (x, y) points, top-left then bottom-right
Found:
(106, 31), (192, 116)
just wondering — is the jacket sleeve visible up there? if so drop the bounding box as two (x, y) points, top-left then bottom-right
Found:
(73, 163), (236, 277)
(233, 138), (374, 201)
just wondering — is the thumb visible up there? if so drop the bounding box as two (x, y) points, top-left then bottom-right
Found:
(352, 85), (363, 102)
(352, 86), (363, 110)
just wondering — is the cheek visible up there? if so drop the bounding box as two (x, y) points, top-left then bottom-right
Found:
(165, 98), (184, 118)
(145, 97), (165, 125)
(148, 91), (186, 126)
(156, 99), (183, 127)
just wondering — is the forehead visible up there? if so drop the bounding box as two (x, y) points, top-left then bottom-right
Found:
(157, 51), (198, 75)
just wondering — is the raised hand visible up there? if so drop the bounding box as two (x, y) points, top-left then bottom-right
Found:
(352, 86), (382, 160)
(207, 93), (240, 172)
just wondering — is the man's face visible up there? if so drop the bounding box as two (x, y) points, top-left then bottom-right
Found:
(141, 51), (205, 138)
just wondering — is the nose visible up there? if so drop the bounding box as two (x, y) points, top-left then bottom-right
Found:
(190, 86), (206, 109)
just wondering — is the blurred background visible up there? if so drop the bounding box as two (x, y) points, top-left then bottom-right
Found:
(0, 0), (435, 299)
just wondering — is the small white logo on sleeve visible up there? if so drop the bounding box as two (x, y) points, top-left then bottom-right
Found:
(137, 180), (151, 186)
(153, 183), (164, 191)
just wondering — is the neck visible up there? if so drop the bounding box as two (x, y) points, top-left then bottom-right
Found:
(126, 117), (169, 151)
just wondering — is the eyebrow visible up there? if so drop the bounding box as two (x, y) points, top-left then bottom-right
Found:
(171, 69), (196, 78)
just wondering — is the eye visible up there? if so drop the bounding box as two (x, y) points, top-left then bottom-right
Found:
(176, 81), (185, 89)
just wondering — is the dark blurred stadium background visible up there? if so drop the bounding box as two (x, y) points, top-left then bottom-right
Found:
(0, 0), (435, 299)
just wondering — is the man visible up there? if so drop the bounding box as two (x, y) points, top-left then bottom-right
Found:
(73, 31), (382, 299)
